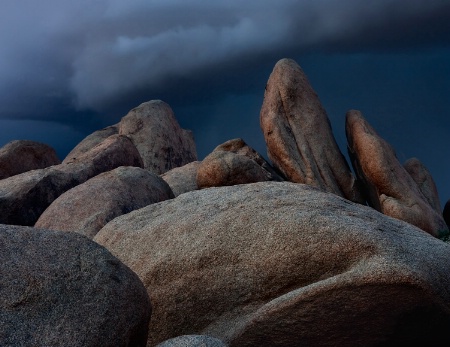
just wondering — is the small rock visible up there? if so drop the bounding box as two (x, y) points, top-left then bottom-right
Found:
(161, 161), (201, 197)
(0, 140), (60, 179)
(36, 166), (174, 238)
(119, 100), (197, 174)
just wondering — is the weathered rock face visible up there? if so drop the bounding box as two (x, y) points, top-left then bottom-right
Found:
(95, 182), (450, 347)
(197, 138), (283, 189)
(35, 166), (174, 238)
(161, 161), (201, 197)
(0, 224), (151, 347)
(63, 124), (118, 163)
(260, 58), (363, 203)
(0, 135), (143, 226)
(156, 335), (227, 347)
(119, 100), (197, 174)
(346, 110), (448, 237)
(444, 200), (450, 229)
(404, 157), (442, 214)
(0, 140), (60, 179)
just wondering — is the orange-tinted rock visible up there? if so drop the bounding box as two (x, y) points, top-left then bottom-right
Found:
(197, 138), (283, 189)
(260, 58), (363, 203)
(36, 166), (174, 238)
(0, 135), (143, 226)
(0, 140), (60, 179)
(1, 224), (151, 347)
(346, 110), (448, 237)
(95, 182), (450, 347)
(119, 100), (197, 174)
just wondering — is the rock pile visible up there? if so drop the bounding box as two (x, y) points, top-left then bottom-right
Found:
(1, 57), (449, 347)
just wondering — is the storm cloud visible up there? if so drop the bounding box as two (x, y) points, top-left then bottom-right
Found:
(1, 0), (450, 204)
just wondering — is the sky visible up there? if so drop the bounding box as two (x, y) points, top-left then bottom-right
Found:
(1, 0), (449, 208)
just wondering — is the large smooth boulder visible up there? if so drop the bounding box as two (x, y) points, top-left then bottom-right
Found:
(63, 124), (118, 163)
(404, 157), (442, 214)
(95, 182), (450, 347)
(0, 135), (143, 226)
(156, 335), (227, 347)
(161, 161), (201, 197)
(0, 224), (151, 347)
(35, 166), (174, 238)
(197, 138), (283, 189)
(260, 58), (363, 203)
(119, 100), (197, 174)
(346, 110), (448, 237)
(0, 140), (60, 179)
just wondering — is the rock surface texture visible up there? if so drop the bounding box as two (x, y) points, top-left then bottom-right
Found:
(0, 140), (60, 179)
(260, 58), (363, 203)
(404, 157), (442, 214)
(346, 110), (448, 237)
(0, 224), (151, 347)
(197, 138), (283, 189)
(63, 125), (118, 163)
(35, 166), (174, 238)
(161, 161), (201, 197)
(119, 100), (197, 174)
(156, 335), (228, 347)
(0, 135), (143, 226)
(95, 182), (450, 347)
(444, 200), (450, 229)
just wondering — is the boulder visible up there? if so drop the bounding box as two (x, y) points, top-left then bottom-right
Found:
(404, 157), (442, 214)
(95, 182), (450, 347)
(197, 139), (283, 189)
(346, 110), (448, 237)
(0, 140), (60, 179)
(119, 100), (197, 174)
(156, 335), (227, 347)
(161, 161), (201, 197)
(0, 224), (151, 347)
(0, 135), (143, 226)
(260, 58), (363, 203)
(35, 166), (174, 238)
(63, 124), (118, 163)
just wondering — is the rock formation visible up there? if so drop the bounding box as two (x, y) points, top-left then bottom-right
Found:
(346, 109), (448, 237)
(404, 157), (442, 214)
(161, 161), (201, 197)
(260, 58), (363, 203)
(35, 166), (174, 238)
(63, 124), (118, 163)
(119, 100), (197, 174)
(197, 138), (283, 189)
(0, 224), (151, 347)
(95, 182), (450, 347)
(0, 140), (60, 179)
(0, 135), (143, 226)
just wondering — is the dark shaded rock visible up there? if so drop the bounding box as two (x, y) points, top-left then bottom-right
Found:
(0, 224), (151, 347)
(404, 157), (442, 214)
(260, 58), (363, 203)
(0, 140), (60, 179)
(346, 109), (448, 237)
(197, 138), (283, 189)
(119, 100), (197, 174)
(35, 166), (174, 238)
(0, 135), (143, 226)
(63, 124), (118, 163)
(161, 161), (201, 197)
(95, 182), (450, 347)
(444, 200), (450, 229)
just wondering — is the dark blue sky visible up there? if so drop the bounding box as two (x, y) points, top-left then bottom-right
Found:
(1, 1), (449, 207)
